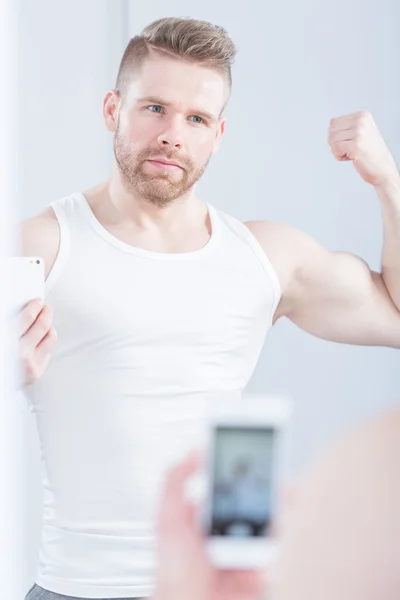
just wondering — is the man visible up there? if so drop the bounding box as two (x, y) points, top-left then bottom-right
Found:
(20, 15), (400, 600)
(214, 459), (271, 536)
(150, 409), (400, 600)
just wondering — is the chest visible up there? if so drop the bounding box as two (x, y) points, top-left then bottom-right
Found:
(50, 253), (272, 350)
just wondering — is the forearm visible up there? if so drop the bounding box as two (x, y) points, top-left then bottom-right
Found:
(376, 174), (400, 310)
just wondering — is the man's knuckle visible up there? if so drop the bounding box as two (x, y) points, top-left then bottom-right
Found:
(19, 341), (31, 361)
(357, 113), (370, 127)
(37, 321), (48, 338)
(25, 308), (37, 326)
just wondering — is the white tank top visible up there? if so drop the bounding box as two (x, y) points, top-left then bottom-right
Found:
(25, 192), (281, 598)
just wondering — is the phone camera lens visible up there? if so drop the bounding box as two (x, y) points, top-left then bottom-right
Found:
(36, 260), (40, 264)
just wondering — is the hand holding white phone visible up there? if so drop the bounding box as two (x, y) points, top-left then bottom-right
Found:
(203, 396), (292, 570)
(5, 257), (56, 389)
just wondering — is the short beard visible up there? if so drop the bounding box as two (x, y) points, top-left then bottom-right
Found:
(114, 129), (211, 208)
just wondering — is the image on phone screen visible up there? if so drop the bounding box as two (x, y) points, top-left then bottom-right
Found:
(210, 426), (276, 538)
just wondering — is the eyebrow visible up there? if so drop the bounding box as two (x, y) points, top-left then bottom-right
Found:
(137, 96), (217, 123)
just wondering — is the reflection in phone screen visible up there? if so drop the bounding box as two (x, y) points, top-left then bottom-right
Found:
(211, 426), (276, 537)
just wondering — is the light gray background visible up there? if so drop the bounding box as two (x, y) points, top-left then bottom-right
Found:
(18, 0), (399, 590)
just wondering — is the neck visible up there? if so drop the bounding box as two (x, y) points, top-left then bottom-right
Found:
(91, 165), (203, 231)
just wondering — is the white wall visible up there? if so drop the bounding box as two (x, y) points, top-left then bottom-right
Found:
(1, 1), (23, 597)
(126, 0), (400, 471)
(17, 0), (126, 588)
(18, 0), (128, 218)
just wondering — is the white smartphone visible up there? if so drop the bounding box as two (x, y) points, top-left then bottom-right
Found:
(203, 396), (292, 570)
(5, 256), (45, 319)
(3, 256), (45, 391)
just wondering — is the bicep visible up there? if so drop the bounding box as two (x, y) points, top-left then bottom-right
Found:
(284, 249), (400, 348)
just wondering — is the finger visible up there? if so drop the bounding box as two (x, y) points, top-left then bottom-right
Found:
(329, 117), (355, 132)
(328, 128), (354, 144)
(227, 570), (264, 590)
(24, 352), (52, 385)
(34, 327), (58, 364)
(329, 111), (368, 130)
(183, 498), (198, 529)
(331, 141), (355, 161)
(165, 450), (202, 502)
(158, 451), (202, 530)
(20, 305), (54, 359)
(216, 570), (264, 599)
(18, 298), (44, 337)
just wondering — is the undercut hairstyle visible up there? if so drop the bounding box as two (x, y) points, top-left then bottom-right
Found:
(115, 16), (237, 106)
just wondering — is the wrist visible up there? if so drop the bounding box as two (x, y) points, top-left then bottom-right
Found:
(374, 170), (400, 195)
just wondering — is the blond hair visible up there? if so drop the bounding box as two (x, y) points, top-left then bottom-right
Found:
(115, 17), (237, 100)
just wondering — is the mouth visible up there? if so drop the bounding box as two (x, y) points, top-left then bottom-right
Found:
(146, 159), (183, 171)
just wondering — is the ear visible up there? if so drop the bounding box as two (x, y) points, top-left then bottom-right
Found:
(103, 90), (120, 133)
(211, 117), (226, 155)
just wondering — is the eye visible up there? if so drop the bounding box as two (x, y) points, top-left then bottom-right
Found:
(147, 105), (163, 114)
(189, 115), (205, 124)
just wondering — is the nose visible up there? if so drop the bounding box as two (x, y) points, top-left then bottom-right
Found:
(157, 117), (184, 149)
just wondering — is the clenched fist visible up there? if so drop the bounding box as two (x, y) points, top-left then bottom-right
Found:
(19, 298), (57, 386)
(327, 111), (399, 187)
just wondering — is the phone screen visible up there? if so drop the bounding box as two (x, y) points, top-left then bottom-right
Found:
(210, 426), (276, 538)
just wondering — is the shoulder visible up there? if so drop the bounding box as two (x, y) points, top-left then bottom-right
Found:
(19, 206), (60, 280)
(244, 220), (330, 320)
(245, 219), (321, 252)
(245, 219), (329, 271)
(244, 219), (310, 280)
